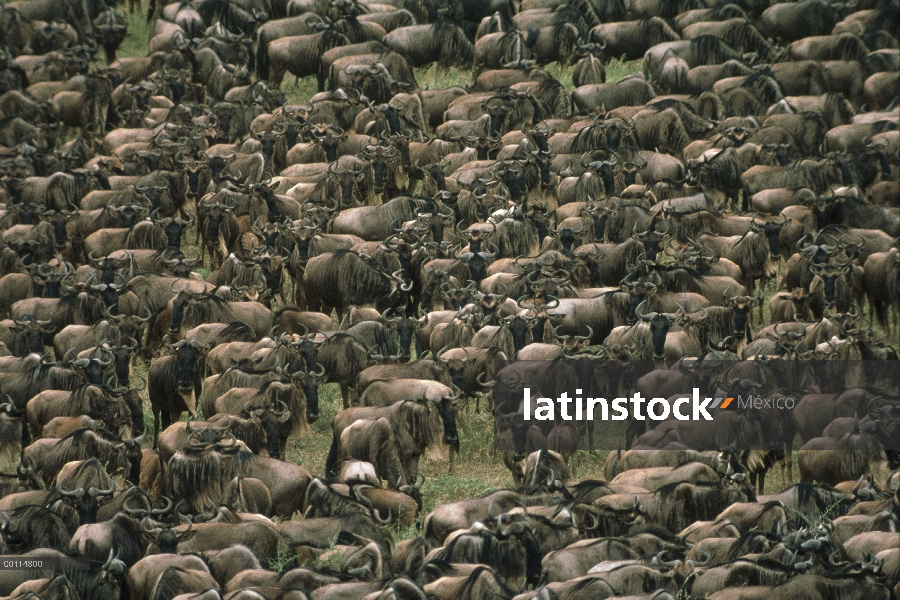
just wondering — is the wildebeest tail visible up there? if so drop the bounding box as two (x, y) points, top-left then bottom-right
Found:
(257, 41), (270, 83)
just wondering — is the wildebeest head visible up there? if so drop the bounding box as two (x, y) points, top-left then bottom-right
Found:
(361, 139), (401, 195)
(750, 214), (789, 257)
(41, 209), (76, 248)
(601, 118), (634, 151)
(464, 131), (501, 161)
(494, 159), (530, 202)
(22, 261), (68, 298)
(723, 287), (763, 340)
(58, 478), (117, 525)
(242, 402), (292, 459)
(553, 219), (586, 254)
(496, 412), (529, 461)
(290, 365), (324, 423)
(163, 250), (202, 278)
(253, 127), (284, 167)
(113, 202), (148, 229)
(580, 150), (618, 196)
(88, 272), (129, 310)
(327, 159), (366, 209)
(140, 507), (195, 553)
(151, 209), (194, 249)
(181, 152), (213, 198)
(482, 97), (512, 136)
(198, 200), (235, 248)
(502, 314), (532, 356)
(381, 310), (417, 359)
(66, 345), (115, 385)
(636, 300), (684, 359)
(377, 102), (402, 134)
(184, 415), (231, 451)
(456, 248), (494, 283)
(103, 337), (140, 386)
(787, 287), (811, 322)
(435, 397), (460, 446)
(436, 346), (477, 391)
(248, 252), (284, 303)
(631, 221), (670, 262)
(11, 316), (54, 354)
(166, 339), (208, 394)
(810, 260), (850, 308)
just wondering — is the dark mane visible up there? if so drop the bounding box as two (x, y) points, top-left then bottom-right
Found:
(185, 293), (235, 326)
(432, 20), (474, 66)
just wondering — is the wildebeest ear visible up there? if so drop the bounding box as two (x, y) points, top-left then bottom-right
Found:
(177, 529), (196, 542)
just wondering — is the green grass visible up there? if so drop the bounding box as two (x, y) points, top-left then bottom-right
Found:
(116, 10), (153, 64)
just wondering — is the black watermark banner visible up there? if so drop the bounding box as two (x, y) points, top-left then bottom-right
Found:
(490, 359), (900, 452)
(0, 556), (90, 571)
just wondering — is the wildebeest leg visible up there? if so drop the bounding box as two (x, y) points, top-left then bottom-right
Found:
(624, 418), (646, 450)
(449, 443), (458, 474)
(153, 408), (161, 448)
(759, 280), (765, 321)
(340, 381), (350, 409)
(587, 420), (594, 451)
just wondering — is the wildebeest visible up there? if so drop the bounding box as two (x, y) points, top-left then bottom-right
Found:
(302, 250), (409, 318)
(148, 339), (208, 443)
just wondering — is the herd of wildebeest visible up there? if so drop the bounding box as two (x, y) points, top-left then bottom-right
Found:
(0, 0), (898, 595)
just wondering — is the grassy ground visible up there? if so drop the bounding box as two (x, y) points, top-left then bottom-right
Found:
(52, 6), (889, 543)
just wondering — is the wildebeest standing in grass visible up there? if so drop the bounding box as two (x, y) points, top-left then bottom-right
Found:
(382, 21), (475, 68)
(301, 249), (410, 320)
(261, 28), (351, 88)
(148, 339), (209, 445)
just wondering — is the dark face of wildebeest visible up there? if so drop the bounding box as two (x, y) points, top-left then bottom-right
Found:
(171, 340), (203, 394)
(394, 317), (416, 358)
(813, 263), (848, 307)
(58, 484), (116, 524)
(751, 215), (788, 257)
(724, 292), (760, 340)
(168, 290), (193, 334)
(636, 303), (681, 359)
(68, 349), (114, 386)
(497, 413), (529, 461)
(437, 401), (459, 445)
(604, 121), (628, 151)
(154, 214), (192, 250)
(558, 227), (578, 254)
(647, 313), (673, 359)
(245, 406), (289, 459)
(497, 162), (528, 202)
(110, 340), (138, 386)
(12, 318), (52, 354)
(143, 518), (195, 554)
(369, 152), (393, 194)
(458, 252), (490, 282)
(257, 130), (278, 164)
(45, 210), (74, 247)
(185, 163), (205, 198)
(505, 316), (530, 355)
(118, 204), (144, 229)
(299, 373), (321, 422)
(201, 202), (235, 249)
(327, 162), (365, 208)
